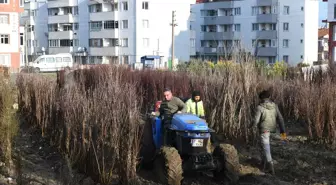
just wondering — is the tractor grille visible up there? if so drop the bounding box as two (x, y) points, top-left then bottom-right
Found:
(191, 153), (213, 163)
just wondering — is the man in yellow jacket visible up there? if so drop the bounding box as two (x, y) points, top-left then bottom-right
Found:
(186, 90), (205, 119)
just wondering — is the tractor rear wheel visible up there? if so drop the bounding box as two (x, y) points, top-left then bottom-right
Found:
(153, 146), (183, 185)
(213, 144), (240, 184)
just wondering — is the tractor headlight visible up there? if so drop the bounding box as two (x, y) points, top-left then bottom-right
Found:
(187, 133), (197, 137)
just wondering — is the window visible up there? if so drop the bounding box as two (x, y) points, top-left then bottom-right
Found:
(122, 2), (128, 11)
(143, 38), (149, 47)
(272, 6), (277, 14)
(63, 57), (71, 62)
(252, 7), (259, 15)
(89, 39), (103, 47)
(142, 1), (149, 10)
(30, 10), (36, 16)
(103, 21), (119, 29)
(0, 34), (9, 44)
(112, 3), (118, 11)
(301, 23), (304, 28)
(300, 39), (303, 43)
(60, 39), (75, 47)
(0, 0), (8, 4)
(121, 38), (128, 47)
(271, 23), (276, 30)
(142, 20), (149, 28)
(122, 55), (129, 65)
(74, 6), (79, 15)
(283, 23), (289, 31)
(64, 7), (73, 15)
(89, 4), (102, 13)
(234, 24), (240, 32)
(190, 39), (195, 47)
(271, 39), (276, 47)
(252, 23), (259, 31)
(201, 25), (206, 32)
(122, 20), (128, 29)
(0, 14), (9, 24)
(301, 7), (304, 11)
(20, 33), (23, 46)
(283, 39), (289, 47)
(301, 55), (303, 59)
(48, 40), (59, 47)
(283, 55), (289, 63)
(74, 23), (79, 30)
(46, 57), (55, 63)
(90, 21), (102, 31)
(20, 0), (23, 7)
(0, 54), (10, 67)
(56, 57), (62, 63)
(234, 8), (241, 15)
(334, 4), (336, 19)
(284, 6), (290, 15)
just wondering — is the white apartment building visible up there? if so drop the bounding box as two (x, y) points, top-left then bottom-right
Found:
(87, 0), (196, 66)
(191, 0), (319, 66)
(20, 0), (48, 65)
(25, 0), (196, 67)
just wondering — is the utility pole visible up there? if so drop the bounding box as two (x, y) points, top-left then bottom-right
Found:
(24, 20), (28, 69)
(170, 10), (177, 70)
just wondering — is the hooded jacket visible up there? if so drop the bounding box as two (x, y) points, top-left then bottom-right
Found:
(253, 99), (285, 133)
(186, 91), (205, 117)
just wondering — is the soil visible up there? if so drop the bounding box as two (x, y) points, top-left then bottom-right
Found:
(1, 119), (335, 185)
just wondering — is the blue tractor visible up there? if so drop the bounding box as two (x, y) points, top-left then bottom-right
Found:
(140, 106), (241, 185)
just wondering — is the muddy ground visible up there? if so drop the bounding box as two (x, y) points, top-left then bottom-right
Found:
(0, 120), (335, 185)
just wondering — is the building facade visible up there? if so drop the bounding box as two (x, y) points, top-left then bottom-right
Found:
(324, 0), (336, 62)
(191, 0), (319, 66)
(318, 28), (328, 62)
(0, 0), (24, 72)
(20, 0), (195, 67)
(20, 0), (48, 65)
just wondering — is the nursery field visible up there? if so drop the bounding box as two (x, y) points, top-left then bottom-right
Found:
(0, 60), (336, 185)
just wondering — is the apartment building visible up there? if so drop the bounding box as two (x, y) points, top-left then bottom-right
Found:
(191, 0), (319, 66)
(0, 0), (24, 72)
(87, 0), (195, 66)
(324, 0), (336, 62)
(20, 0), (48, 65)
(318, 28), (328, 62)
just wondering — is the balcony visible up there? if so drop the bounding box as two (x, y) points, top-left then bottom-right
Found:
(255, 47), (277, 57)
(256, 30), (277, 39)
(49, 31), (75, 39)
(256, 0), (278, 6)
(203, 16), (234, 25)
(201, 32), (241, 40)
(90, 47), (118, 56)
(48, 0), (78, 8)
(90, 11), (116, 21)
(90, 29), (119, 38)
(49, 47), (77, 54)
(24, 1), (38, 10)
(48, 14), (78, 24)
(256, 14), (277, 23)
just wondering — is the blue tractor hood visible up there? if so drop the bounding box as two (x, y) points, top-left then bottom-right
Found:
(170, 113), (209, 132)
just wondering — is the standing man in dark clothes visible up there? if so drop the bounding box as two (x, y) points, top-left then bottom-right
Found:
(253, 89), (287, 175)
(152, 88), (187, 145)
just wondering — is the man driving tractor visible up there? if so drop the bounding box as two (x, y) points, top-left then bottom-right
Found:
(152, 88), (187, 145)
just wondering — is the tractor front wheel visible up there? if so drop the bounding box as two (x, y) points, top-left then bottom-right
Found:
(153, 146), (183, 185)
(213, 144), (240, 184)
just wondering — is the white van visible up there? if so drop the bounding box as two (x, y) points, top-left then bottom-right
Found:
(28, 53), (74, 73)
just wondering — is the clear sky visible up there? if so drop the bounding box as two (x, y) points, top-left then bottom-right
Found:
(319, 0), (328, 27)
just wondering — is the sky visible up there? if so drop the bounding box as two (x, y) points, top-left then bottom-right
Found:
(319, 0), (328, 27)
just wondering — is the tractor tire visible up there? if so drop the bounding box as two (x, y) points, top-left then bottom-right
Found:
(153, 146), (183, 185)
(213, 144), (240, 184)
(139, 119), (156, 170)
